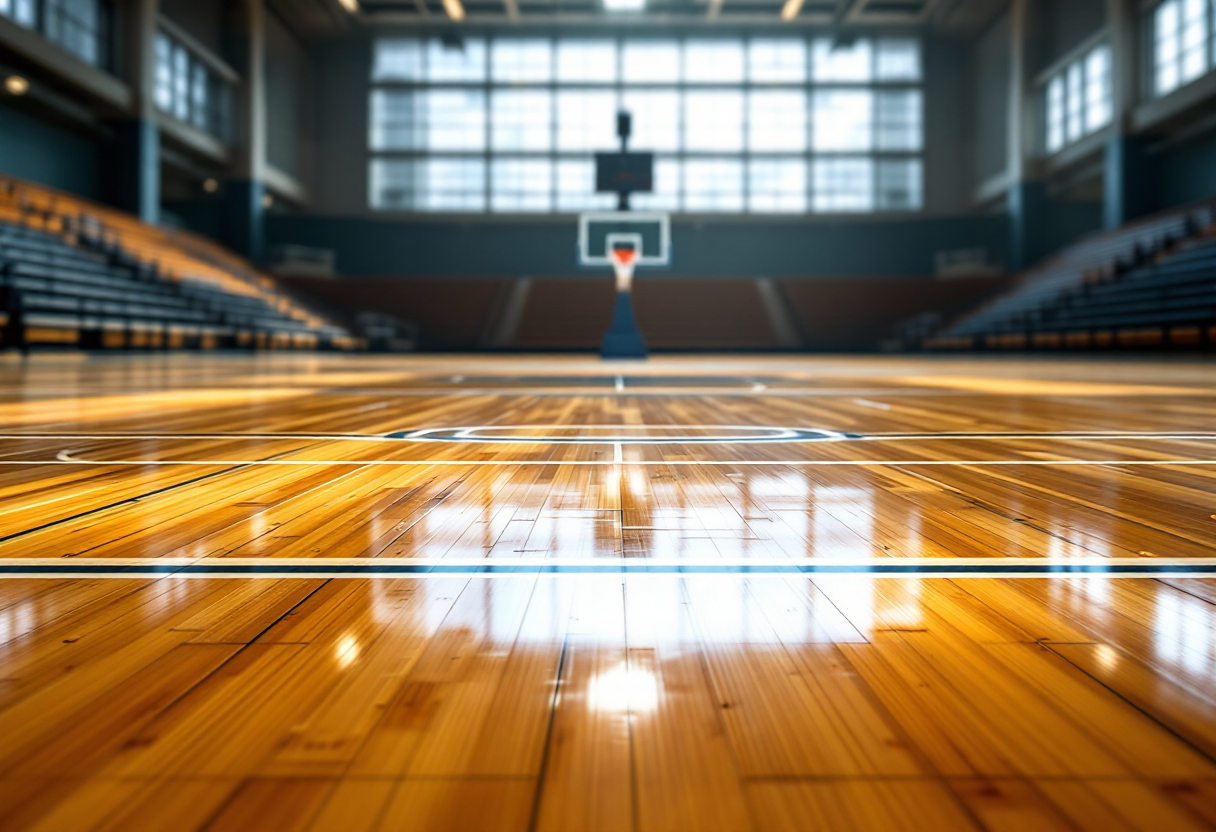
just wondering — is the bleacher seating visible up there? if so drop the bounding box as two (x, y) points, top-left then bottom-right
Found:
(930, 197), (1216, 350)
(0, 176), (354, 351)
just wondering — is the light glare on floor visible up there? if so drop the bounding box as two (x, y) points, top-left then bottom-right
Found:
(588, 664), (658, 713)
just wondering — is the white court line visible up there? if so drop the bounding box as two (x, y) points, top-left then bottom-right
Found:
(4, 557), (1210, 567)
(16, 453), (1216, 467)
(3, 429), (1216, 442)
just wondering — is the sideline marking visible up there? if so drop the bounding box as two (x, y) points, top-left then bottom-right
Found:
(1, 556), (1213, 579)
(25, 454), (1216, 467)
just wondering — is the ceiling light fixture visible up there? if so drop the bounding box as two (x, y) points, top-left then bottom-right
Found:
(337, 0), (359, 10)
(202, 178), (219, 193)
(604, 0), (646, 10)
(442, 0), (466, 21)
(4, 75), (30, 96)
(780, 0), (803, 20)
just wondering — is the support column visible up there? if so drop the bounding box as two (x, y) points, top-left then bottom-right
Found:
(112, 0), (160, 224)
(225, 0), (267, 262)
(1104, 0), (1155, 227)
(1005, 0), (1054, 271)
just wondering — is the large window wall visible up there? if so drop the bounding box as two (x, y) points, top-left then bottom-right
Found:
(1043, 42), (1112, 154)
(1153, 0), (1216, 96)
(0, 0), (110, 68)
(153, 29), (232, 141)
(368, 36), (924, 214)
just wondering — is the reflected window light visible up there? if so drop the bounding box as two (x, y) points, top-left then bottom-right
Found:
(588, 663), (658, 712)
(335, 633), (360, 668)
(1095, 644), (1120, 671)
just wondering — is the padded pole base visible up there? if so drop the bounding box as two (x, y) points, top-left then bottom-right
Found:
(601, 291), (648, 360)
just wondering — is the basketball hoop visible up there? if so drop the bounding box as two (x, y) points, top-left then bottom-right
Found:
(611, 247), (637, 293)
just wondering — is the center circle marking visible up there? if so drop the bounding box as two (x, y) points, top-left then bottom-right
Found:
(388, 425), (853, 445)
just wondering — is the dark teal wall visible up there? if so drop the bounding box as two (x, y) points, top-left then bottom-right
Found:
(1157, 132), (1216, 209)
(0, 103), (103, 199)
(267, 214), (1009, 278)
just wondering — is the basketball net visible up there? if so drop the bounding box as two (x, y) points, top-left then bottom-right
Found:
(611, 247), (637, 293)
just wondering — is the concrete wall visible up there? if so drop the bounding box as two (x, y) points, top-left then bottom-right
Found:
(0, 103), (104, 199)
(160, 0), (227, 56)
(973, 13), (1011, 187)
(267, 213), (1009, 278)
(1036, 0), (1106, 72)
(310, 38), (370, 214)
(265, 10), (310, 181)
(1156, 131), (1216, 208)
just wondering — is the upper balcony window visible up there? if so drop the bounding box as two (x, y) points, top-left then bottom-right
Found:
(1153, 0), (1216, 96)
(1, 0), (110, 69)
(1044, 43), (1111, 154)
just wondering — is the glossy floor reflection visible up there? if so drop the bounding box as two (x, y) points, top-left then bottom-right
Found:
(1, 354), (1215, 831)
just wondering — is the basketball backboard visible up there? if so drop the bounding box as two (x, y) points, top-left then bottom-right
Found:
(578, 212), (671, 268)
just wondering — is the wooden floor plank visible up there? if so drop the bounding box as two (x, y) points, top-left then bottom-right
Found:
(1, 354), (1216, 831)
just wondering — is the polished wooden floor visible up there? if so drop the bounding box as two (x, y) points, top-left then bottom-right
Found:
(2, 353), (1216, 831)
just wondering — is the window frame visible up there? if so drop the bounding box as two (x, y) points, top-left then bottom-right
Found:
(368, 35), (924, 216)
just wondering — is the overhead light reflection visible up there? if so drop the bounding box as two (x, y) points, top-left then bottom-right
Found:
(337, 0), (359, 11)
(588, 663), (657, 713)
(780, 0), (803, 20)
(4, 75), (30, 96)
(604, 0), (645, 10)
(443, 0), (466, 21)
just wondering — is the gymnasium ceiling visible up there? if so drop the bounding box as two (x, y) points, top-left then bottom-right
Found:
(269, 0), (1008, 35)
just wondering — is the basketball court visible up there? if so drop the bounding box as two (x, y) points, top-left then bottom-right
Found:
(5, 0), (1216, 828)
(2, 352), (1215, 830)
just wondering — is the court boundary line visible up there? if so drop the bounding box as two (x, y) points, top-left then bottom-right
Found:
(13, 456), (1216, 468)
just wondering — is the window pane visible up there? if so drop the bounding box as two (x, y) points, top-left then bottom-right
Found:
(190, 64), (208, 130)
(684, 40), (745, 82)
(492, 158), (552, 212)
(1156, 0), (1182, 95)
(426, 39), (486, 82)
(373, 39), (423, 81)
(556, 91), (618, 151)
(875, 39), (921, 81)
(748, 39), (806, 83)
(1066, 61), (1084, 141)
(556, 40), (616, 82)
(427, 90), (487, 151)
(622, 41), (681, 82)
(812, 38), (873, 82)
(172, 46), (190, 121)
(492, 90), (552, 151)
(874, 90), (921, 151)
(813, 157), (874, 212)
(812, 90), (872, 151)
(1, 0), (37, 27)
(1046, 76), (1065, 152)
(1181, 0), (1207, 82)
(748, 91), (807, 152)
(154, 33), (174, 111)
(493, 39), (552, 83)
(685, 91), (743, 152)
(749, 158), (807, 213)
(1085, 45), (1112, 132)
(370, 158), (487, 212)
(876, 159), (922, 211)
(556, 160), (615, 212)
(684, 158), (743, 212)
(621, 90), (681, 151)
(421, 158), (487, 211)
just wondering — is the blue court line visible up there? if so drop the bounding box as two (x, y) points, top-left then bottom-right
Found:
(1, 563), (1213, 577)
